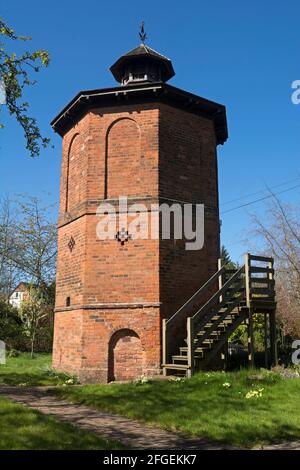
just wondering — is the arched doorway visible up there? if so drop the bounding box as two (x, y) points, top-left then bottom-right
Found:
(108, 329), (143, 382)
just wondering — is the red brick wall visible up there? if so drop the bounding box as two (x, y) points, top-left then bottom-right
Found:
(53, 100), (221, 383)
(83, 214), (159, 305)
(54, 105), (161, 382)
(52, 307), (160, 383)
(55, 216), (86, 309)
(52, 310), (83, 373)
(59, 115), (90, 216)
(106, 118), (141, 198)
(157, 104), (220, 355)
(159, 104), (220, 316)
(108, 329), (143, 382)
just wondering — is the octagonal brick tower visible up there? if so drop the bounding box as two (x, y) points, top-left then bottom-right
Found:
(51, 42), (228, 383)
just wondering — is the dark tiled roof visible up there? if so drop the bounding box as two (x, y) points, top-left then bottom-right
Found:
(50, 82), (228, 145)
(110, 43), (175, 83)
(124, 44), (171, 61)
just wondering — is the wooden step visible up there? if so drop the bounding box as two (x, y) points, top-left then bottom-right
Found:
(202, 325), (226, 333)
(172, 355), (189, 362)
(198, 310), (248, 369)
(197, 330), (222, 337)
(203, 338), (215, 344)
(179, 347), (204, 357)
(195, 353), (205, 358)
(220, 319), (234, 325)
(198, 345), (209, 351)
(172, 351), (205, 364)
(206, 320), (232, 328)
(163, 363), (190, 370)
(184, 338), (212, 348)
(192, 341), (212, 349)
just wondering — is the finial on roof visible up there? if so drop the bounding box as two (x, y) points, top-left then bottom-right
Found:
(139, 21), (147, 43)
(110, 31), (175, 85)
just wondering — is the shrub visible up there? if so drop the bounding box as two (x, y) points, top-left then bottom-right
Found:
(0, 300), (27, 351)
(0, 297), (54, 354)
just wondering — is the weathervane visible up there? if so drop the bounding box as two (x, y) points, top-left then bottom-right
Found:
(139, 21), (147, 43)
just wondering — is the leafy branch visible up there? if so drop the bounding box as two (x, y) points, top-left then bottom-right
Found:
(0, 18), (50, 157)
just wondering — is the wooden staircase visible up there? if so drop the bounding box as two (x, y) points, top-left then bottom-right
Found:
(162, 254), (277, 377)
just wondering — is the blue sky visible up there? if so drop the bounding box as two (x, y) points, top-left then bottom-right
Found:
(1, 0), (299, 263)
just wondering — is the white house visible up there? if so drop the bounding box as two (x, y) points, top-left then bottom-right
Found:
(9, 282), (29, 309)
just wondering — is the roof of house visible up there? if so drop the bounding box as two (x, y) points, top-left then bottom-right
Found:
(9, 282), (30, 299)
(11, 282), (29, 292)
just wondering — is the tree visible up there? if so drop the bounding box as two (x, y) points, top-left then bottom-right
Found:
(0, 196), (19, 298)
(0, 18), (50, 157)
(9, 196), (57, 287)
(0, 195), (57, 295)
(220, 245), (231, 265)
(0, 298), (26, 351)
(250, 192), (300, 338)
(0, 195), (56, 355)
(19, 285), (52, 357)
(220, 245), (238, 269)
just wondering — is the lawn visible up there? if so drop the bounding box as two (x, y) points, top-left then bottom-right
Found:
(0, 353), (71, 386)
(2, 354), (300, 448)
(51, 369), (300, 448)
(0, 397), (124, 450)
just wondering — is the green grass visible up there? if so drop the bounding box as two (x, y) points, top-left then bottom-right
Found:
(0, 354), (125, 449)
(0, 353), (71, 386)
(0, 397), (124, 450)
(51, 369), (300, 448)
(3, 355), (300, 448)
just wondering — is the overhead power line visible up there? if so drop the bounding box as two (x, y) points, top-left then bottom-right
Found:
(221, 183), (300, 215)
(221, 176), (300, 207)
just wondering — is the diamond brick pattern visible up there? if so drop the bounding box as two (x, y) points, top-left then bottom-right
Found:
(68, 236), (75, 252)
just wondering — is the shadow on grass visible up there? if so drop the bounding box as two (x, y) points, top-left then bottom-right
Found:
(0, 353), (70, 386)
(51, 372), (300, 448)
(0, 398), (124, 450)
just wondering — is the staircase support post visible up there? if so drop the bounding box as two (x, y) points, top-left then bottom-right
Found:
(162, 319), (167, 375)
(270, 311), (277, 367)
(247, 309), (254, 368)
(268, 258), (277, 367)
(187, 317), (194, 377)
(218, 258), (223, 304)
(264, 313), (269, 369)
(221, 341), (228, 371)
(244, 253), (251, 308)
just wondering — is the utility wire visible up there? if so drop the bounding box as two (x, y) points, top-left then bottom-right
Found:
(221, 183), (300, 215)
(221, 176), (300, 207)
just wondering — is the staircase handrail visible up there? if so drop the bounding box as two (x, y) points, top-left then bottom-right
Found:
(166, 264), (227, 327)
(192, 265), (245, 324)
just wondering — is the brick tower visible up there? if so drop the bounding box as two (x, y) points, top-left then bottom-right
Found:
(51, 40), (227, 383)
